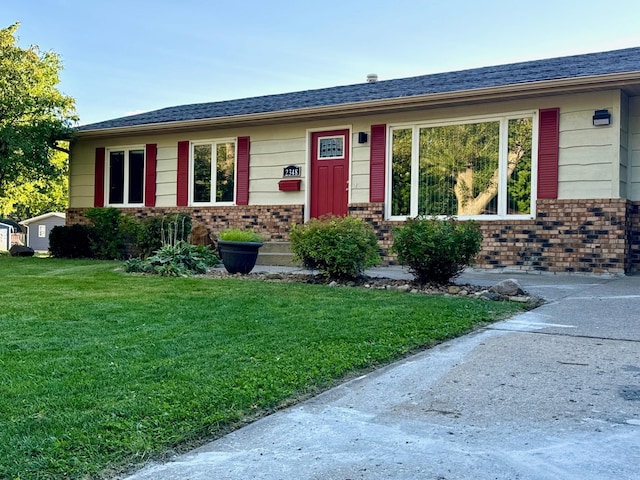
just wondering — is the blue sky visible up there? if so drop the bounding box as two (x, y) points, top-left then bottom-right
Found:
(4, 0), (640, 125)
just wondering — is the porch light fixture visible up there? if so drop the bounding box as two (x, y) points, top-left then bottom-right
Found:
(358, 132), (368, 143)
(593, 109), (611, 126)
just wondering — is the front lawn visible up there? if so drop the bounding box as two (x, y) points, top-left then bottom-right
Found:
(0, 256), (524, 479)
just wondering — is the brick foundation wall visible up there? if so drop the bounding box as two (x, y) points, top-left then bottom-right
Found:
(348, 203), (399, 262)
(478, 199), (629, 274)
(349, 199), (640, 274)
(68, 199), (640, 274)
(66, 205), (304, 241)
(628, 202), (640, 272)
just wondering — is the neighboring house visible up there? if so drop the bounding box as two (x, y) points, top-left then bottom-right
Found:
(0, 222), (12, 251)
(69, 47), (640, 274)
(20, 212), (66, 252)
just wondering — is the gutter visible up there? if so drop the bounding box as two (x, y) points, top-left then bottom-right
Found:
(74, 72), (640, 139)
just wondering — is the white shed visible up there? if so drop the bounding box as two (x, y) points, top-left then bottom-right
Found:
(0, 222), (13, 251)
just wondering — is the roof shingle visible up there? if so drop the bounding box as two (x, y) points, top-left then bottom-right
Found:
(78, 47), (640, 131)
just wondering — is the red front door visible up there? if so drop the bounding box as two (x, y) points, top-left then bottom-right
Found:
(310, 129), (349, 218)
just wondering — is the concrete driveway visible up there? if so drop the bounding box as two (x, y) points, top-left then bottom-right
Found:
(123, 272), (640, 480)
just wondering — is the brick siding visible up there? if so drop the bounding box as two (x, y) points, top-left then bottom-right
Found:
(349, 199), (640, 274)
(68, 199), (640, 274)
(66, 205), (304, 241)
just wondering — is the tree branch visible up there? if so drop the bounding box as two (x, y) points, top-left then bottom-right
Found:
(51, 142), (70, 154)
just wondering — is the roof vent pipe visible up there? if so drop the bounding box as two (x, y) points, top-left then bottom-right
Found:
(366, 74), (378, 83)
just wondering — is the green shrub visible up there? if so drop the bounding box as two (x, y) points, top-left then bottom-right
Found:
(137, 214), (192, 257)
(84, 207), (143, 260)
(218, 228), (263, 243)
(290, 216), (380, 280)
(49, 224), (92, 258)
(124, 241), (219, 277)
(85, 207), (124, 259)
(392, 216), (482, 285)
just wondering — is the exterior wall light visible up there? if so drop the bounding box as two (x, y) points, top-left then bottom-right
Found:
(358, 132), (368, 144)
(593, 109), (611, 126)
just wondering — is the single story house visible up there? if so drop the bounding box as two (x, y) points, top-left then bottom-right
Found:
(20, 212), (66, 252)
(69, 47), (640, 274)
(0, 222), (13, 251)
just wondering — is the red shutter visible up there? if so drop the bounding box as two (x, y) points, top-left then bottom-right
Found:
(176, 141), (189, 206)
(145, 143), (157, 207)
(94, 147), (105, 207)
(369, 124), (386, 202)
(537, 108), (560, 199)
(236, 136), (250, 205)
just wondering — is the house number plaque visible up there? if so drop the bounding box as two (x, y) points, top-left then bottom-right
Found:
(283, 165), (301, 177)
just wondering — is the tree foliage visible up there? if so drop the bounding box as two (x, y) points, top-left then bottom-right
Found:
(0, 23), (76, 204)
(0, 145), (68, 220)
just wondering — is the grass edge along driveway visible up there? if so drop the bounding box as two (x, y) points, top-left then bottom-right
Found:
(0, 257), (525, 479)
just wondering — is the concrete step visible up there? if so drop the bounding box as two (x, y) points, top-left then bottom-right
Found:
(257, 241), (300, 267)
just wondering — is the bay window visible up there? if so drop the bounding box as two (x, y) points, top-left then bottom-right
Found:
(388, 113), (536, 219)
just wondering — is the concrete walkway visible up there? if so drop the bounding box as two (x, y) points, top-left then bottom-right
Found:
(123, 270), (640, 480)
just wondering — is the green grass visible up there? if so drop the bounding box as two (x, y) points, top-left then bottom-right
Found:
(0, 256), (525, 479)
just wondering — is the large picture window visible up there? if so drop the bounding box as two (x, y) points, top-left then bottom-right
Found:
(191, 140), (236, 204)
(107, 147), (145, 206)
(389, 113), (535, 219)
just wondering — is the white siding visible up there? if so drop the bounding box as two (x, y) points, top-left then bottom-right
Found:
(629, 95), (640, 200)
(69, 141), (97, 208)
(557, 90), (619, 199)
(620, 92), (629, 198)
(70, 89), (631, 209)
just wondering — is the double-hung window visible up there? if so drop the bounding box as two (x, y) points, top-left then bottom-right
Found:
(106, 147), (145, 206)
(191, 140), (236, 204)
(388, 112), (536, 219)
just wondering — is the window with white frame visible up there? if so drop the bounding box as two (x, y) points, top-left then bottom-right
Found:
(106, 147), (145, 206)
(191, 140), (236, 204)
(388, 113), (535, 219)
(38, 225), (46, 238)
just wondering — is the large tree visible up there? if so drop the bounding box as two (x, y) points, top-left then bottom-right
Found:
(0, 145), (68, 219)
(0, 22), (76, 209)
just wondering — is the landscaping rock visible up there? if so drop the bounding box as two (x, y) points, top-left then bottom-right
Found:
(489, 278), (525, 296)
(397, 284), (411, 292)
(448, 285), (461, 295)
(190, 223), (214, 246)
(509, 295), (531, 303)
(9, 245), (34, 257)
(478, 291), (502, 301)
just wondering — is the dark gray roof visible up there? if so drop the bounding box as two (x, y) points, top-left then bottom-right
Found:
(78, 47), (640, 131)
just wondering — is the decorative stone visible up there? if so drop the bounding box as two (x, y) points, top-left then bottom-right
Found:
(328, 281), (338, 287)
(397, 284), (411, 292)
(479, 291), (502, 301)
(489, 279), (525, 297)
(458, 289), (469, 296)
(448, 285), (461, 295)
(509, 295), (531, 303)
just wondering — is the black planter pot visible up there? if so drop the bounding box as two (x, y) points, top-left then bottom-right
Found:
(217, 240), (263, 274)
